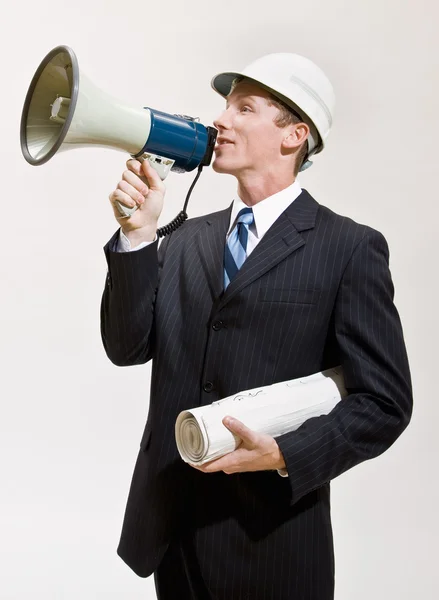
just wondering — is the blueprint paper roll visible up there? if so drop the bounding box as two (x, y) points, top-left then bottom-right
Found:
(175, 367), (347, 465)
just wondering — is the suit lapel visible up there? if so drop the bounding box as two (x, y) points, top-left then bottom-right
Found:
(196, 204), (232, 300)
(216, 189), (319, 310)
(194, 189), (319, 307)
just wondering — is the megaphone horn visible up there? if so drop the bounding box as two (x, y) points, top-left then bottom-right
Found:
(20, 45), (217, 225)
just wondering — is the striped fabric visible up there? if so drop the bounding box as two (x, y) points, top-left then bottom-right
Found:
(101, 189), (412, 599)
(224, 207), (254, 289)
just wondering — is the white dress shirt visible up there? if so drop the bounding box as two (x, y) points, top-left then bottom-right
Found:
(116, 179), (303, 476)
(225, 179), (302, 251)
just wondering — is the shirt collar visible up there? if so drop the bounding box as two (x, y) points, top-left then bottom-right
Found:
(228, 179), (303, 239)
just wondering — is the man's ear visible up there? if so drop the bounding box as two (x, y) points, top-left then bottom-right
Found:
(282, 123), (310, 150)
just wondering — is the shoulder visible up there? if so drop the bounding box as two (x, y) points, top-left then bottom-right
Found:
(306, 190), (389, 258)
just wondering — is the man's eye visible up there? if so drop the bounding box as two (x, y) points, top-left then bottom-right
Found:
(241, 106), (251, 113)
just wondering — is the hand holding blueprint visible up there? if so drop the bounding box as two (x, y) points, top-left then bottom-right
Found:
(175, 367), (347, 465)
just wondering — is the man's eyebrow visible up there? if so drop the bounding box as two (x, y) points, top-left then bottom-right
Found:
(226, 96), (258, 108)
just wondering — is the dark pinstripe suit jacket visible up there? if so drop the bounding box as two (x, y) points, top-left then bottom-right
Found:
(101, 189), (412, 598)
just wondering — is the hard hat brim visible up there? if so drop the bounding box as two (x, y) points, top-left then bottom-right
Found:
(211, 72), (241, 98)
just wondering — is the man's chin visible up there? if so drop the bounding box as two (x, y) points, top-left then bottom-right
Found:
(212, 158), (237, 175)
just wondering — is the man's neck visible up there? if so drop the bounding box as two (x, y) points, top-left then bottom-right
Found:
(236, 172), (296, 206)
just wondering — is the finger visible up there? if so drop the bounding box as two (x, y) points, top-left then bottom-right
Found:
(198, 454), (238, 474)
(117, 180), (145, 205)
(140, 159), (165, 190)
(189, 463), (212, 472)
(126, 158), (143, 175)
(218, 447), (262, 474)
(189, 457), (228, 473)
(122, 169), (149, 196)
(222, 416), (258, 446)
(109, 189), (137, 210)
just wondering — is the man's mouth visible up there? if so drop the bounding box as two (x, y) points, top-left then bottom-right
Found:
(215, 139), (234, 150)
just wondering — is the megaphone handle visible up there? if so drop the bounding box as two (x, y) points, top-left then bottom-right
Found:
(116, 152), (174, 219)
(116, 160), (203, 239)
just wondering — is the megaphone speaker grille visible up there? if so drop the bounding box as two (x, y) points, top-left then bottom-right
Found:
(20, 45), (79, 165)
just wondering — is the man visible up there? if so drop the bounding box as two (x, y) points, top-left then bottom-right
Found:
(101, 53), (412, 599)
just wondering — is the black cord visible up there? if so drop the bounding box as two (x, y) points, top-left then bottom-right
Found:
(157, 165), (204, 238)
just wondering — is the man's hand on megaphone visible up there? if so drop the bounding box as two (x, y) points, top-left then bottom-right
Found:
(109, 158), (166, 246)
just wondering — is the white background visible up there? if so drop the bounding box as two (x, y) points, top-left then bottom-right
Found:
(1, 0), (437, 598)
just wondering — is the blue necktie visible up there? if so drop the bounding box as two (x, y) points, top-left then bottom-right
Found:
(224, 207), (254, 289)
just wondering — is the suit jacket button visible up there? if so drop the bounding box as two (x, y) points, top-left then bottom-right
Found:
(212, 320), (224, 331)
(203, 381), (214, 393)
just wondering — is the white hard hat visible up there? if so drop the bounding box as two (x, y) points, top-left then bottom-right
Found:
(211, 53), (335, 166)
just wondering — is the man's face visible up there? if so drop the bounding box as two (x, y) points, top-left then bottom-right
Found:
(212, 81), (287, 176)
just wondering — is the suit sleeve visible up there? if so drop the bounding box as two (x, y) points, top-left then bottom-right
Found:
(100, 229), (170, 366)
(275, 230), (413, 506)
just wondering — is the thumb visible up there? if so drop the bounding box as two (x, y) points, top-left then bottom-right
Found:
(140, 158), (165, 190)
(222, 416), (257, 445)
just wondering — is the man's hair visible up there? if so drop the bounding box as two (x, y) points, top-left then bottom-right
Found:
(230, 76), (308, 176)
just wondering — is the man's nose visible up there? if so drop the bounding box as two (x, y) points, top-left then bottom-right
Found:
(213, 108), (231, 130)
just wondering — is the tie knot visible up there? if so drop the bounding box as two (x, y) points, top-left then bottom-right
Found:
(236, 207), (254, 226)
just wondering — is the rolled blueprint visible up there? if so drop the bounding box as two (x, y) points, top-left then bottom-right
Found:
(175, 367), (347, 465)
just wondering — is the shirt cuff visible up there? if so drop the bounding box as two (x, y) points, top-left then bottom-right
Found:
(117, 229), (157, 252)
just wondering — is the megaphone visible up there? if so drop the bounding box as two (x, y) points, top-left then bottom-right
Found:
(20, 45), (218, 229)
